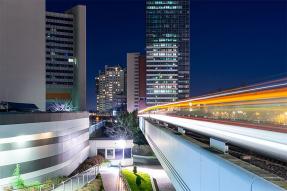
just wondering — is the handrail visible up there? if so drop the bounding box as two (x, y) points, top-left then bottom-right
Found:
(2, 165), (99, 191)
(119, 171), (131, 191)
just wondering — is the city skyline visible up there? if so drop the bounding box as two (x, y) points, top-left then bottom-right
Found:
(0, 1), (287, 190)
(46, 0), (287, 110)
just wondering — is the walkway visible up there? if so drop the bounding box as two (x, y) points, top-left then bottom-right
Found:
(100, 166), (126, 191)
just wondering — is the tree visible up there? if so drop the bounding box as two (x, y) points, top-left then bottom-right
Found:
(117, 111), (148, 145)
(133, 165), (137, 174)
(47, 99), (77, 112)
(104, 125), (132, 139)
(12, 164), (25, 189)
(136, 175), (142, 186)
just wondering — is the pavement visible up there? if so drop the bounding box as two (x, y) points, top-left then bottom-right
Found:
(100, 165), (175, 191)
(100, 166), (126, 191)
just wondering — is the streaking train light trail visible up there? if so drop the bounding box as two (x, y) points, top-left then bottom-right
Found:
(139, 78), (287, 162)
(139, 78), (287, 128)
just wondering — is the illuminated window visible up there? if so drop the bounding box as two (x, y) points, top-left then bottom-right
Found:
(106, 149), (114, 159)
(115, 149), (123, 159)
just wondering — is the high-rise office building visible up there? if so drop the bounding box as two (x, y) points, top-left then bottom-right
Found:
(96, 65), (126, 113)
(46, 6), (86, 111)
(127, 53), (146, 112)
(146, 0), (190, 105)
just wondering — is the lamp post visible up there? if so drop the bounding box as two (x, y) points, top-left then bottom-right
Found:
(118, 139), (126, 167)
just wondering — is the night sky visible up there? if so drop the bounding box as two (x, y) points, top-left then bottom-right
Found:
(46, 0), (287, 111)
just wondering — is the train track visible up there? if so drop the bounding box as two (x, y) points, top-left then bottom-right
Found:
(228, 145), (287, 180)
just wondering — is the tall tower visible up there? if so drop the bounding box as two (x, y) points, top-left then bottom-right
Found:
(127, 53), (146, 112)
(146, 0), (190, 105)
(46, 5), (86, 111)
(96, 65), (126, 113)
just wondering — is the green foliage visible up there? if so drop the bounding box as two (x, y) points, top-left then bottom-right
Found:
(97, 174), (105, 191)
(12, 164), (25, 189)
(121, 169), (152, 191)
(77, 174), (104, 191)
(133, 165), (137, 174)
(71, 155), (105, 176)
(136, 176), (142, 186)
(26, 181), (41, 191)
(42, 179), (53, 190)
(41, 176), (67, 189)
(133, 144), (154, 156)
(10, 165), (68, 191)
(117, 111), (148, 145)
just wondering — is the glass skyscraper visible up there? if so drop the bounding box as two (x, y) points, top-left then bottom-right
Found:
(146, 0), (190, 105)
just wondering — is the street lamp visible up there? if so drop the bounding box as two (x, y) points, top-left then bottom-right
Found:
(118, 139), (126, 169)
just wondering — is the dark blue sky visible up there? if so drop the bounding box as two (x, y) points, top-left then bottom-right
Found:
(46, 0), (287, 111)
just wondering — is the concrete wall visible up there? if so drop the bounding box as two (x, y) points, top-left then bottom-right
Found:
(67, 6), (87, 111)
(139, 117), (285, 191)
(0, 112), (89, 189)
(0, 0), (46, 110)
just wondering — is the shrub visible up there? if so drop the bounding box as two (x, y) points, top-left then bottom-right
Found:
(71, 155), (104, 176)
(12, 164), (25, 189)
(121, 169), (152, 191)
(135, 176), (142, 186)
(133, 165), (137, 174)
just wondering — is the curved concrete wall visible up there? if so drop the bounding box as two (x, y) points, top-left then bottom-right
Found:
(0, 112), (89, 188)
(139, 117), (285, 191)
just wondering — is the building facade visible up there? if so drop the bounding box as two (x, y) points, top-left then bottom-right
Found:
(46, 6), (86, 111)
(0, 0), (46, 111)
(0, 1), (86, 112)
(0, 112), (89, 188)
(96, 65), (126, 113)
(146, 0), (190, 105)
(127, 53), (146, 112)
(89, 139), (133, 166)
(0, 1), (89, 188)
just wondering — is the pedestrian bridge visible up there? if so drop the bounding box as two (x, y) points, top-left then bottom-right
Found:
(139, 115), (286, 191)
(138, 78), (287, 191)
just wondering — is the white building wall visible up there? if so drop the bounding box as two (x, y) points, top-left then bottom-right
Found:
(89, 139), (133, 166)
(0, 0), (46, 110)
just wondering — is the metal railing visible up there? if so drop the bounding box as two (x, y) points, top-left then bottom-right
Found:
(89, 120), (105, 135)
(54, 165), (99, 191)
(119, 171), (131, 191)
(1, 165), (99, 191)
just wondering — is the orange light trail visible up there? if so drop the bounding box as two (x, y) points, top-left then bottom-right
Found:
(139, 87), (287, 113)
